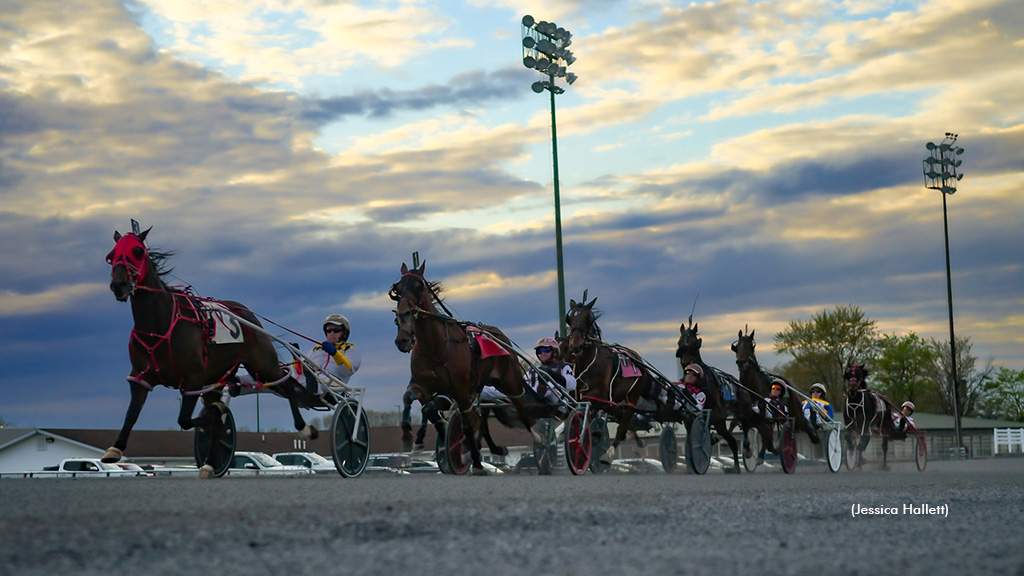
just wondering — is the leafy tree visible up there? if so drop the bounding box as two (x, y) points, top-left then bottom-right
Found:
(928, 335), (993, 417)
(977, 367), (1024, 422)
(873, 332), (940, 406)
(774, 304), (879, 400)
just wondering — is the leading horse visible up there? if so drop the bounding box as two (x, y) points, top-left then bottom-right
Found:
(390, 261), (538, 473)
(732, 328), (819, 456)
(675, 318), (745, 473)
(105, 227), (318, 477)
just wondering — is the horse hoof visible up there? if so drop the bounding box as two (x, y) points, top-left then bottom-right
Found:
(101, 447), (123, 463)
(199, 464), (214, 479)
(413, 443), (425, 452)
(298, 425), (319, 441)
(493, 446), (509, 457)
(472, 466), (489, 476)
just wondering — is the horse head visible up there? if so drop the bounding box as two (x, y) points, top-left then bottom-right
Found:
(565, 294), (599, 354)
(844, 363), (869, 393)
(731, 326), (756, 371)
(393, 298), (416, 353)
(107, 227), (152, 301)
(676, 319), (702, 365)
(389, 261), (432, 310)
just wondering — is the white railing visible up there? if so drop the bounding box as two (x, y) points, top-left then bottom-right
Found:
(993, 428), (1024, 455)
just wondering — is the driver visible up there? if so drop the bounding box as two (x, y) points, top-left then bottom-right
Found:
(308, 314), (361, 393)
(802, 382), (833, 426)
(525, 337), (576, 407)
(662, 363), (707, 411)
(753, 379), (789, 421)
(892, 401), (916, 433)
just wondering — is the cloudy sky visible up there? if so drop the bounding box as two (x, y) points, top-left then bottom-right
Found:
(2, 0), (1021, 433)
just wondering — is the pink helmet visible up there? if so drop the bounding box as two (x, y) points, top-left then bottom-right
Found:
(683, 363), (704, 378)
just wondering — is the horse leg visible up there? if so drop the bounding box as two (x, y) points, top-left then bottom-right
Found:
(460, 406), (486, 474)
(401, 388), (415, 449)
(477, 407), (509, 457)
(103, 381), (150, 463)
(857, 431), (871, 468)
(289, 396), (317, 440)
(880, 437), (890, 471)
(715, 418), (741, 473)
(602, 406), (634, 464)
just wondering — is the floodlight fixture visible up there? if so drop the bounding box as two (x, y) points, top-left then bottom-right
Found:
(522, 15), (535, 27)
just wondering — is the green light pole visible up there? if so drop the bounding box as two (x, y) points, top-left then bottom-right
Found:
(923, 132), (965, 452)
(522, 15), (577, 337)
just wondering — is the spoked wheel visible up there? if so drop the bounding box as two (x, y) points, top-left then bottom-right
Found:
(826, 427), (843, 473)
(660, 425), (679, 473)
(533, 419), (556, 475)
(779, 422), (797, 474)
(742, 427), (761, 472)
(445, 410), (471, 475)
(564, 409), (591, 476)
(331, 401), (371, 477)
(588, 416), (611, 474)
(915, 434), (927, 471)
(193, 404), (236, 478)
(435, 431), (451, 474)
(685, 413), (712, 475)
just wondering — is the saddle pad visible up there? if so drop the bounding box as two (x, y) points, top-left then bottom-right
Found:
(710, 369), (736, 401)
(612, 348), (643, 378)
(199, 301), (245, 344)
(467, 327), (510, 358)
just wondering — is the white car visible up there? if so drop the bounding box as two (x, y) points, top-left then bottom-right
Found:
(272, 452), (336, 474)
(228, 451), (314, 476)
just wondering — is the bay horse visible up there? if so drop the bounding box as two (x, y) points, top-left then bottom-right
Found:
(390, 261), (538, 473)
(843, 364), (898, 469)
(105, 227), (318, 477)
(732, 328), (819, 458)
(565, 295), (656, 465)
(675, 318), (744, 473)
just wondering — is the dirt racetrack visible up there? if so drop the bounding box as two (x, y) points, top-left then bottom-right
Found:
(2, 457), (1022, 576)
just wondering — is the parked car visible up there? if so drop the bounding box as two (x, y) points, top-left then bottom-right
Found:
(272, 452), (336, 474)
(116, 462), (154, 476)
(228, 451), (314, 476)
(30, 458), (146, 478)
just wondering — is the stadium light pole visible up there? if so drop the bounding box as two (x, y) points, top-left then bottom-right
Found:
(923, 133), (965, 452)
(522, 15), (578, 338)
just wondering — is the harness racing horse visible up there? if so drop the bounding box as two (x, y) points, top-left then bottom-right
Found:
(732, 328), (819, 457)
(675, 318), (744, 473)
(565, 295), (657, 466)
(390, 262), (539, 474)
(843, 364), (897, 470)
(105, 227), (319, 477)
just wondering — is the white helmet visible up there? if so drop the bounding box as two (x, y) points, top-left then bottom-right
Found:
(683, 363), (704, 378)
(323, 313), (350, 333)
(901, 401), (915, 413)
(810, 383), (826, 395)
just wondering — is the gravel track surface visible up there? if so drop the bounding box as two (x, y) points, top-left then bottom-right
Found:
(2, 458), (1023, 576)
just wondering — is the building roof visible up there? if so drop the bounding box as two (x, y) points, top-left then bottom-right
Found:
(908, 413), (1024, 431)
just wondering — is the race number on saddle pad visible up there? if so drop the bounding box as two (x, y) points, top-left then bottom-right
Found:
(612, 348), (643, 378)
(466, 326), (510, 359)
(199, 301), (246, 344)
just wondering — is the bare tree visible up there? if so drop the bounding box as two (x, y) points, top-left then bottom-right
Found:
(929, 335), (993, 417)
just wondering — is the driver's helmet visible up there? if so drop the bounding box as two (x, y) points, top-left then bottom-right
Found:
(683, 363), (704, 378)
(770, 378), (786, 395)
(535, 337), (560, 356)
(323, 314), (350, 334)
(809, 382), (826, 395)
(901, 401), (916, 413)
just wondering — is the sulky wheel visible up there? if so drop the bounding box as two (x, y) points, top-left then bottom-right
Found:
(915, 434), (927, 472)
(660, 425), (679, 473)
(588, 415), (611, 474)
(445, 410), (471, 475)
(742, 427), (761, 473)
(826, 427), (843, 473)
(193, 403), (236, 478)
(780, 422), (797, 474)
(435, 431), (452, 474)
(564, 409), (591, 476)
(533, 419), (556, 475)
(331, 400), (371, 477)
(685, 413), (711, 475)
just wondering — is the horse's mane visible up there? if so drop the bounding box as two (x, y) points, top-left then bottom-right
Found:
(148, 248), (176, 281)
